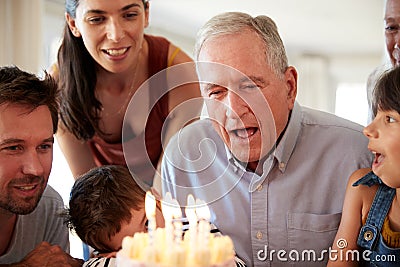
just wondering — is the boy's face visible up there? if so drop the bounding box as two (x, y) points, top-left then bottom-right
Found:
(108, 205), (165, 251)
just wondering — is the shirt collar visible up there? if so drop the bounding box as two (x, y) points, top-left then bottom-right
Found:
(274, 101), (302, 172)
(225, 144), (247, 172)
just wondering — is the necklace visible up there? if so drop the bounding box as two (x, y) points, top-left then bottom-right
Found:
(100, 62), (141, 118)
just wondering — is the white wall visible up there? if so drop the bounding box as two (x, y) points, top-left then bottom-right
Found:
(0, 0), (43, 73)
(292, 53), (384, 114)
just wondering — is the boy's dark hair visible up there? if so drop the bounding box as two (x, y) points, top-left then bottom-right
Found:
(67, 165), (146, 252)
(0, 65), (59, 133)
(372, 66), (400, 117)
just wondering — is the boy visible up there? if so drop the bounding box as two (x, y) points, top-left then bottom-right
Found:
(66, 165), (164, 267)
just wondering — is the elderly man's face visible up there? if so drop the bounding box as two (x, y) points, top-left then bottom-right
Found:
(385, 0), (400, 66)
(0, 104), (54, 215)
(198, 29), (297, 169)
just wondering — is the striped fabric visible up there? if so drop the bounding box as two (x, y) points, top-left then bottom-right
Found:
(83, 257), (116, 267)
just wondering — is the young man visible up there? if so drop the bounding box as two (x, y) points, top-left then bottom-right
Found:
(0, 66), (82, 266)
(161, 12), (373, 266)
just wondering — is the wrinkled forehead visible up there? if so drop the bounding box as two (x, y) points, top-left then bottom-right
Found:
(196, 62), (254, 91)
(385, 0), (400, 20)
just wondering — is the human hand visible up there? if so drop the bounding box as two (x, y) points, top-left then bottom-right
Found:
(13, 241), (84, 267)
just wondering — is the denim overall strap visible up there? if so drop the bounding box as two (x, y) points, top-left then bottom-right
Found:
(356, 177), (396, 250)
(352, 171), (383, 188)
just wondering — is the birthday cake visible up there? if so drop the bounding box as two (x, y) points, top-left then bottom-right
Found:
(116, 227), (235, 267)
(116, 193), (236, 267)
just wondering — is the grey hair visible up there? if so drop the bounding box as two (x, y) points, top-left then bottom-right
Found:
(194, 12), (288, 76)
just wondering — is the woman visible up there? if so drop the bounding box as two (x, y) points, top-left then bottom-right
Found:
(52, 0), (201, 187)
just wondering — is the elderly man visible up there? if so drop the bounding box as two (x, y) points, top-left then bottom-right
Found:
(161, 12), (373, 266)
(0, 66), (82, 266)
(367, 0), (400, 120)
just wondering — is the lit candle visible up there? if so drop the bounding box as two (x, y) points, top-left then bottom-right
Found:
(144, 191), (156, 262)
(161, 192), (174, 247)
(196, 199), (211, 246)
(195, 199), (211, 265)
(185, 195), (197, 248)
(171, 198), (183, 245)
(171, 198), (185, 265)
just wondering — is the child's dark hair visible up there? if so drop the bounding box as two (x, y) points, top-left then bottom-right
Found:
(372, 66), (400, 117)
(66, 165), (146, 252)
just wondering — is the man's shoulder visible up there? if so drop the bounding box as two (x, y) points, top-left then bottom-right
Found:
(183, 118), (213, 130)
(34, 185), (65, 214)
(171, 119), (217, 142)
(163, 119), (226, 171)
(301, 106), (364, 134)
(41, 185), (64, 203)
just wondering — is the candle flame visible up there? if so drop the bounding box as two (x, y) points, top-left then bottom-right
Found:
(161, 192), (175, 221)
(195, 199), (210, 221)
(171, 198), (182, 218)
(185, 194), (197, 223)
(145, 191), (156, 219)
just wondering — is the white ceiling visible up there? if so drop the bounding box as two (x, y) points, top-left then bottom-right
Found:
(149, 0), (386, 57)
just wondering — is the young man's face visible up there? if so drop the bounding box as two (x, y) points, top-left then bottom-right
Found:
(0, 104), (54, 215)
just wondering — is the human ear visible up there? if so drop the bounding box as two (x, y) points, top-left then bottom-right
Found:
(144, 2), (150, 28)
(284, 66), (298, 109)
(65, 12), (81, 37)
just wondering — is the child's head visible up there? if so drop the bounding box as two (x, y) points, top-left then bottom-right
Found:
(66, 165), (164, 253)
(365, 66), (400, 188)
(371, 66), (400, 117)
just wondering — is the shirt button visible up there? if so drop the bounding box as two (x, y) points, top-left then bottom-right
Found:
(256, 184), (263, 191)
(256, 231), (263, 239)
(279, 162), (285, 170)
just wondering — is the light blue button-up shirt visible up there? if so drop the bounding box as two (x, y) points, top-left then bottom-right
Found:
(162, 102), (373, 266)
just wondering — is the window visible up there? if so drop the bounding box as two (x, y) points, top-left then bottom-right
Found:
(335, 83), (368, 126)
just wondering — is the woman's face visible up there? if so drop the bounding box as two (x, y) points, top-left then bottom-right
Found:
(66, 0), (149, 73)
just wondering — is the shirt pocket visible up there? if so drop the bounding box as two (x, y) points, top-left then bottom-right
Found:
(287, 212), (341, 255)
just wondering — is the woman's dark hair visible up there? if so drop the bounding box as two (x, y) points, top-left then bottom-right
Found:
(57, 0), (149, 140)
(372, 66), (400, 117)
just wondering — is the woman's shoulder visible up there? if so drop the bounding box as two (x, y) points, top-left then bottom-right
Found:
(144, 34), (193, 65)
(144, 34), (170, 49)
(47, 62), (59, 79)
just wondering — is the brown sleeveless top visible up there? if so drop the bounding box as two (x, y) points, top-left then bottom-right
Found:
(88, 35), (171, 186)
